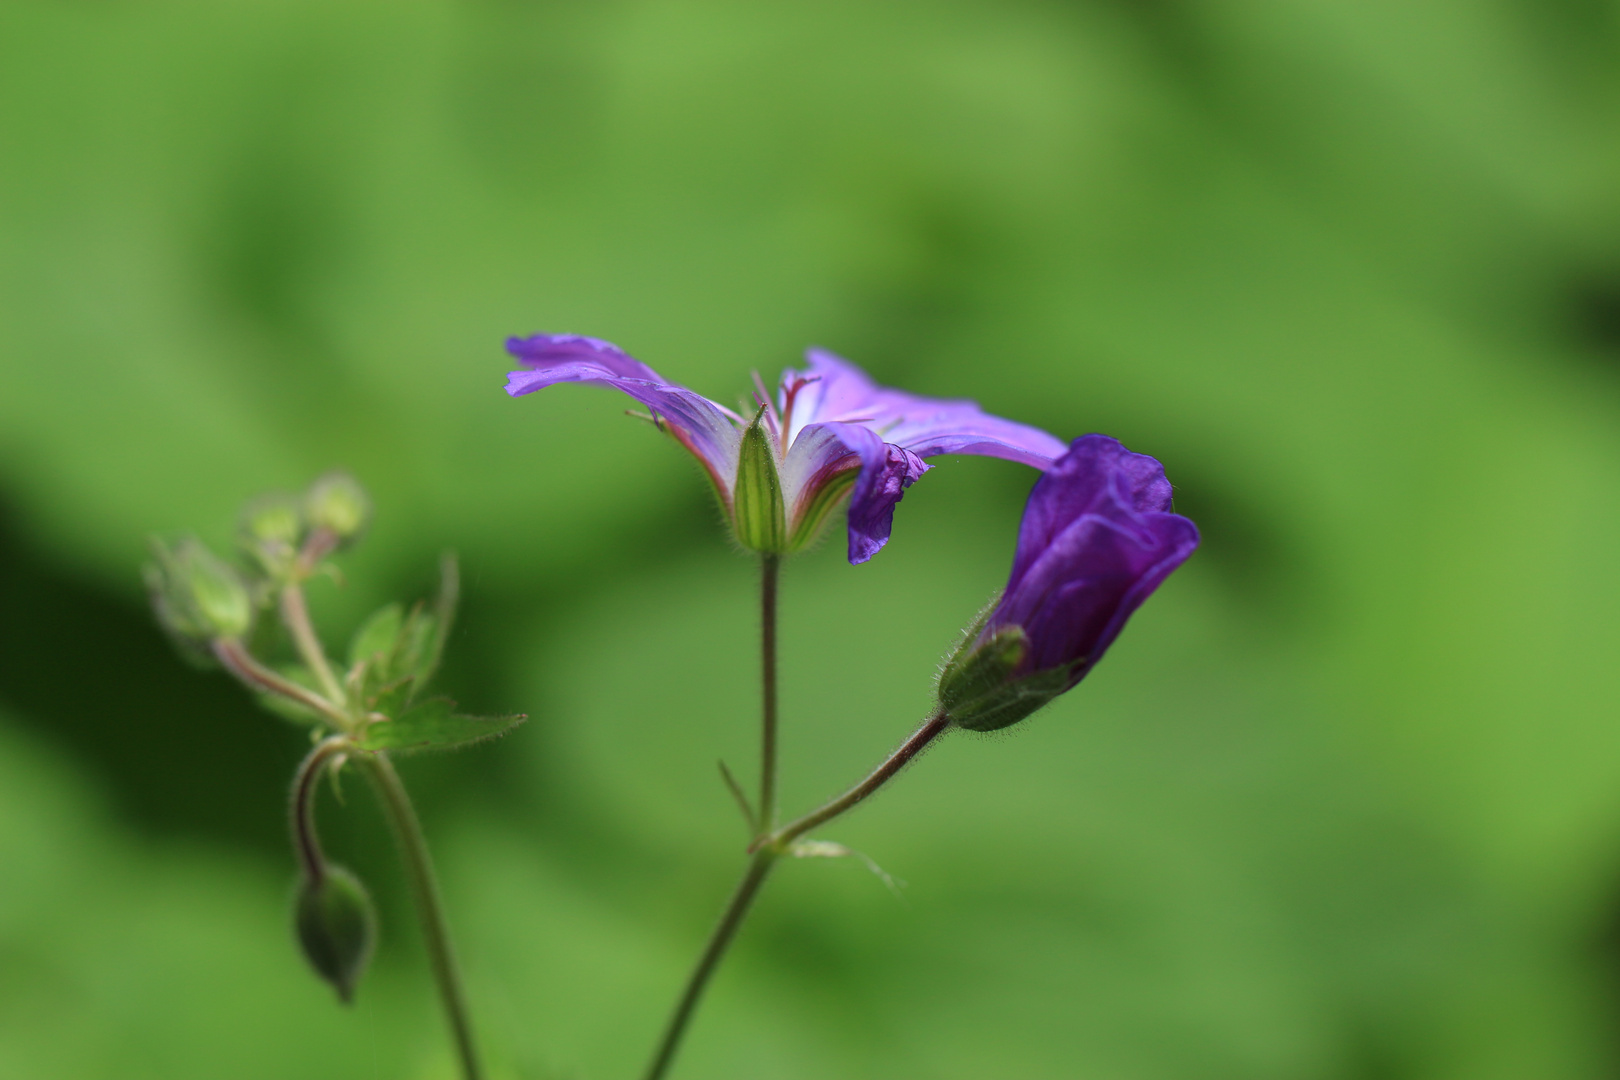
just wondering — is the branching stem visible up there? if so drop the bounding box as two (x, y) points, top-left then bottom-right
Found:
(641, 711), (952, 1080)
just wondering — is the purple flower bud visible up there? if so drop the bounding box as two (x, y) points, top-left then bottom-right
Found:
(938, 435), (1199, 731)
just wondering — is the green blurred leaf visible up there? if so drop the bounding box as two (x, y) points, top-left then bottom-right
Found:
(346, 602), (404, 670)
(356, 696), (523, 753)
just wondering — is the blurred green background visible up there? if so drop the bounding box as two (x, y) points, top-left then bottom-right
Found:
(4, 0), (1620, 1077)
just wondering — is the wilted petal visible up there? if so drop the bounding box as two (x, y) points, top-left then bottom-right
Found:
(505, 334), (744, 499)
(783, 421), (930, 563)
(784, 350), (1067, 469)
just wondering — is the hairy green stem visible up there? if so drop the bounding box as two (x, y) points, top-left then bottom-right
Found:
(280, 582), (346, 706)
(758, 554), (780, 836)
(212, 638), (348, 727)
(641, 851), (777, 1080)
(767, 712), (951, 850)
(642, 712), (951, 1079)
(289, 736), (350, 883)
(358, 753), (483, 1080)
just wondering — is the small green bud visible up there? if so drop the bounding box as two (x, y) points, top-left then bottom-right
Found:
(241, 492), (303, 546)
(295, 865), (377, 1004)
(732, 408), (786, 553)
(936, 625), (1072, 733)
(304, 471), (371, 542)
(145, 536), (254, 643)
(238, 493), (304, 573)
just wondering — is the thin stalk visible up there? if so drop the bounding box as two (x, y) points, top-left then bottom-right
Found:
(358, 753), (482, 1080)
(290, 736), (350, 883)
(640, 851), (777, 1080)
(212, 638), (348, 727)
(642, 712), (952, 1080)
(280, 582), (345, 706)
(768, 712), (951, 850)
(758, 554), (780, 835)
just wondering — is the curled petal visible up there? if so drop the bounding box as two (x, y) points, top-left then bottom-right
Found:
(784, 422), (929, 563)
(784, 350), (1067, 468)
(504, 334), (743, 500)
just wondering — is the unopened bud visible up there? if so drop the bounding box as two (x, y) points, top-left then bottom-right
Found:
(238, 493), (304, 572)
(145, 536), (254, 643)
(295, 865), (377, 1004)
(304, 472), (370, 542)
(732, 409), (786, 553)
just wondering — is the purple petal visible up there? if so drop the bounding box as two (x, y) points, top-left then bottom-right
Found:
(784, 421), (930, 564)
(990, 434), (1198, 677)
(1003, 435), (1176, 594)
(505, 334), (743, 499)
(781, 349), (1067, 469)
(997, 511), (1199, 675)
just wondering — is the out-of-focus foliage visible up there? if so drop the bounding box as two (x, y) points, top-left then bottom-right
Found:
(3, 1), (1620, 1077)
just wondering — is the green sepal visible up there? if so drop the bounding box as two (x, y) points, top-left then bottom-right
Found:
(732, 407), (787, 553)
(937, 625), (1028, 712)
(936, 622), (1078, 732)
(944, 666), (1075, 732)
(295, 864), (376, 1004)
(356, 696), (526, 753)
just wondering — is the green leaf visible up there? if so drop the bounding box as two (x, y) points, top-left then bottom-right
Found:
(415, 551), (460, 690)
(347, 603), (404, 670)
(356, 696), (524, 753)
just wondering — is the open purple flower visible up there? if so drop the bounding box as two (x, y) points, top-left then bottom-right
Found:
(504, 334), (1067, 563)
(936, 435), (1200, 731)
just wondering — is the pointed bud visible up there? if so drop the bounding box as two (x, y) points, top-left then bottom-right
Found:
(295, 865), (377, 1004)
(145, 536), (254, 644)
(304, 472), (371, 543)
(731, 408), (787, 553)
(936, 624), (1072, 733)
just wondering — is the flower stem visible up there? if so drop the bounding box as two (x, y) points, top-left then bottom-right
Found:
(212, 638), (349, 727)
(640, 712), (951, 1079)
(767, 712), (951, 850)
(640, 850), (777, 1080)
(280, 582), (346, 706)
(290, 735), (350, 883)
(358, 752), (483, 1080)
(758, 554), (780, 836)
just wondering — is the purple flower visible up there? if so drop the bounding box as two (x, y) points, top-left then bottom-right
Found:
(936, 435), (1199, 731)
(504, 334), (1067, 563)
